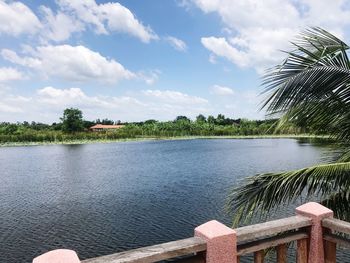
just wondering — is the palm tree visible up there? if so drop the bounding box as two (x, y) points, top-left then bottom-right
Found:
(227, 27), (350, 225)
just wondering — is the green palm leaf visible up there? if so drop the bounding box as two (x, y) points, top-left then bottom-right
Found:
(322, 190), (350, 220)
(228, 162), (350, 226)
(229, 27), (350, 226)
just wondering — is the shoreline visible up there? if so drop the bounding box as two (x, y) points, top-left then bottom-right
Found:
(0, 134), (331, 147)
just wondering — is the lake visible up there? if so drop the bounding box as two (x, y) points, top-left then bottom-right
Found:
(0, 138), (340, 262)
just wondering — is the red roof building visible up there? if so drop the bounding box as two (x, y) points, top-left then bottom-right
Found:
(89, 124), (124, 132)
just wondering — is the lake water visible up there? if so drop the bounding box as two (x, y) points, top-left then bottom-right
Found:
(0, 139), (342, 262)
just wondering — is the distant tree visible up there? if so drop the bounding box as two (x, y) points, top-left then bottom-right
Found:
(51, 122), (63, 131)
(32, 122), (50, 130)
(175, 116), (191, 122)
(83, 120), (95, 129)
(4, 124), (17, 135)
(22, 121), (29, 127)
(144, 119), (158, 125)
(215, 114), (226, 125)
(95, 118), (114, 125)
(102, 119), (114, 125)
(196, 114), (206, 123)
(207, 115), (215, 124)
(60, 108), (84, 133)
(233, 118), (241, 125)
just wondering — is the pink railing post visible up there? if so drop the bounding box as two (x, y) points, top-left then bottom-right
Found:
(296, 202), (333, 263)
(33, 249), (80, 263)
(195, 220), (237, 263)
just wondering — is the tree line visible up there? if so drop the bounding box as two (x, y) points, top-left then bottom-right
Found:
(0, 108), (311, 144)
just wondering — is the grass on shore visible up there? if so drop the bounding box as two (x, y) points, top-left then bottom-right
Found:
(0, 134), (331, 147)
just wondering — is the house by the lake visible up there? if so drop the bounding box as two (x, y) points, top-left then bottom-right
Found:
(89, 124), (124, 132)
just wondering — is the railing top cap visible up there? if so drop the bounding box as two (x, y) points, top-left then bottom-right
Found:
(33, 249), (80, 263)
(195, 220), (236, 239)
(296, 202), (333, 218)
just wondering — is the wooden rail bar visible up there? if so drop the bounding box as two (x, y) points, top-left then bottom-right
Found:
(296, 238), (308, 263)
(324, 233), (350, 249)
(81, 237), (206, 263)
(323, 227), (336, 263)
(236, 215), (311, 243)
(173, 254), (205, 263)
(324, 239), (336, 263)
(237, 231), (308, 255)
(254, 250), (264, 263)
(323, 218), (350, 235)
(277, 244), (287, 263)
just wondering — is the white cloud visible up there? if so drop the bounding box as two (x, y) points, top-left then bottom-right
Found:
(39, 6), (84, 42)
(0, 102), (23, 113)
(0, 67), (24, 82)
(193, 0), (300, 28)
(210, 85), (234, 96)
(37, 86), (89, 106)
(2, 45), (135, 84)
(0, 1), (157, 43)
(191, 0), (350, 72)
(210, 89), (263, 119)
(143, 89), (208, 105)
(138, 70), (161, 85)
(0, 1), (41, 36)
(0, 85), (264, 121)
(201, 37), (249, 67)
(135, 89), (211, 120)
(0, 87), (211, 122)
(176, 0), (192, 10)
(165, 36), (188, 51)
(0, 94), (31, 113)
(57, 0), (106, 34)
(208, 54), (217, 64)
(57, 0), (158, 43)
(36, 86), (145, 110)
(1, 49), (41, 68)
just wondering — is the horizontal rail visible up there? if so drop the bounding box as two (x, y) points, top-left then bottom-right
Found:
(237, 230), (308, 256)
(81, 237), (206, 263)
(324, 233), (350, 249)
(236, 215), (312, 243)
(172, 254), (205, 263)
(323, 218), (350, 235)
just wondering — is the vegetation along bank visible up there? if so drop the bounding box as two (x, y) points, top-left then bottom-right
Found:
(0, 108), (326, 146)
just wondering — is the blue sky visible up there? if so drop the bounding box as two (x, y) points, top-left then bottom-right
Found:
(1, 0), (350, 123)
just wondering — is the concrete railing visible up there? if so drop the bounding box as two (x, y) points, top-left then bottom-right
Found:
(33, 202), (349, 263)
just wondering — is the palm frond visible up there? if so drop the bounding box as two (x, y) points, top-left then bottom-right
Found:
(322, 190), (350, 221)
(227, 162), (350, 226)
(230, 28), (350, 226)
(260, 28), (350, 141)
(262, 27), (350, 114)
(336, 149), (350, 162)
